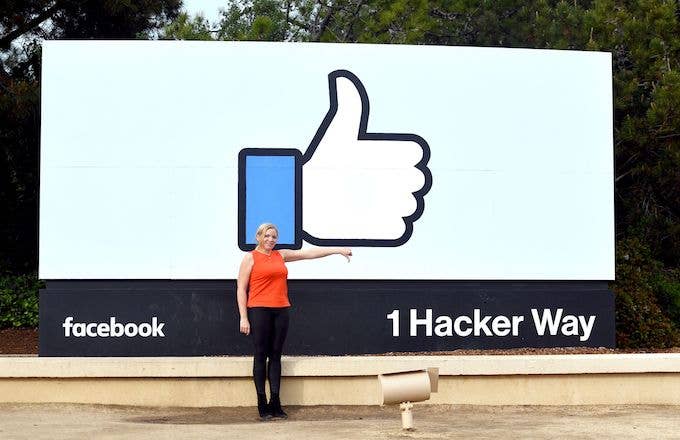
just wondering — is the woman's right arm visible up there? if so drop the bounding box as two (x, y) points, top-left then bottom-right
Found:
(236, 253), (254, 335)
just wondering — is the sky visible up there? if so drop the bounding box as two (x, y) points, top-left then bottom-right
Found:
(181, 0), (225, 24)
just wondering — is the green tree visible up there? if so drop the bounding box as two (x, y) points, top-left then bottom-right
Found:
(218, 0), (288, 40)
(163, 12), (215, 40)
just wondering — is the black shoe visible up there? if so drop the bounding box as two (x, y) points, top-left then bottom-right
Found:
(257, 393), (272, 421)
(269, 393), (288, 419)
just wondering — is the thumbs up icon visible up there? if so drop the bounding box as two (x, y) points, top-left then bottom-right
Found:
(238, 70), (431, 250)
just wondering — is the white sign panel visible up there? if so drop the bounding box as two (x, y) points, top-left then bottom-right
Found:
(39, 41), (614, 280)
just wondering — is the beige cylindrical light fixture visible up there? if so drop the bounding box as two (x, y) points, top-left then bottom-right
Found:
(379, 370), (432, 405)
(378, 368), (439, 430)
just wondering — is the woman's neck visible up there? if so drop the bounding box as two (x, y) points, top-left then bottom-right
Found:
(255, 247), (272, 255)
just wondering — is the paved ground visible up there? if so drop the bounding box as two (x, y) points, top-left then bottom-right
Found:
(0, 404), (679, 439)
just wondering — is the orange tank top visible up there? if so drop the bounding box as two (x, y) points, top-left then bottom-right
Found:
(247, 250), (290, 308)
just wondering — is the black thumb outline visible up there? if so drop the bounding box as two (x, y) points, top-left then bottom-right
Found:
(301, 69), (432, 247)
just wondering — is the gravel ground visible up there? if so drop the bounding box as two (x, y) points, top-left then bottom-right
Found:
(0, 403), (678, 440)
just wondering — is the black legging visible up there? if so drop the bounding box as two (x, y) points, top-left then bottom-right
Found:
(248, 307), (290, 395)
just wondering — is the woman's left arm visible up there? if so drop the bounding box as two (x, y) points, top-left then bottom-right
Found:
(279, 247), (352, 262)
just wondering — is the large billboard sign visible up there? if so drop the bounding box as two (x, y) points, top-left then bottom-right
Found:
(40, 41), (613, 280)
(39, 42), (615, 355)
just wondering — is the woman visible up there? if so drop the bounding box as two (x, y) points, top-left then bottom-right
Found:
(237, 223), (352, 420)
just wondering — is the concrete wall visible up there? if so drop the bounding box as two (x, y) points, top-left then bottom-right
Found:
(1, 354), (679, 406)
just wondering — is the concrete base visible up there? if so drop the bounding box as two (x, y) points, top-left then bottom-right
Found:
(1, 355), (679, 406)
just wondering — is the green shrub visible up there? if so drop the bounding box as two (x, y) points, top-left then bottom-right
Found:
(653, 269), (680, 328)
(611, 238), (680, 348)
(0, 273), (43, 328)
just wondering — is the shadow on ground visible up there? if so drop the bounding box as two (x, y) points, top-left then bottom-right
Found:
(125, 405), (398, 425)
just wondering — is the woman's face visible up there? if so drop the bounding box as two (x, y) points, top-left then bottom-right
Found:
(258, 228), (278, 251)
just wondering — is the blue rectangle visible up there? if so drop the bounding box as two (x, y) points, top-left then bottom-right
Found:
(245, 155), (296, 245)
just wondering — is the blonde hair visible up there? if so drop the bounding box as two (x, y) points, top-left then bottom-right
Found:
(255, 223), (279, 242)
